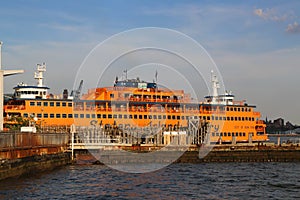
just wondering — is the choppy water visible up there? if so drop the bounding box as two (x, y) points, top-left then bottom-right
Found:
(0, 163), (299, 199)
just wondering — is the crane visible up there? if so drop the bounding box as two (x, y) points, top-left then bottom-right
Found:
(70, 80), (83, 100)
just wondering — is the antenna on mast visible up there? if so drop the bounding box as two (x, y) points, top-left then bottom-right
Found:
(211, 70), (220, 104)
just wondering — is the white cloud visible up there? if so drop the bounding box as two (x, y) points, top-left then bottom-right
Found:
(253, 8), (292, 22)
(286, 22), (300, 33)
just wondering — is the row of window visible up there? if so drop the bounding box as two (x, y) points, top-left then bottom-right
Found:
(16, 91), (46, 95)
(23, 112), (255, 122)
(29, 101), (252, 113)
(226, 107), (252, 112)
(212, 132), (248, 137)
(211, 116), (255, 121)
(24, 113), (73, 119)
(30, 101), (72, 107)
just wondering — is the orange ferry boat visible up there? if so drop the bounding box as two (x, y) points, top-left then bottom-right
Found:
(4, 63), (268, 143)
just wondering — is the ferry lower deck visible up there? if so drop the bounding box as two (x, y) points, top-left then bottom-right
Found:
(4, 98), (268, 143)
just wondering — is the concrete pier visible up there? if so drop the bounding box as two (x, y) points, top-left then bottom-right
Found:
(0, 132), (71, 180)
(74, 144), (300, 164)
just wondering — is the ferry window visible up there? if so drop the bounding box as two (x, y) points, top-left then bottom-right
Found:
(74, 114), (78, 118)
(37, 102), (41, 106)
(227, 117), (230, 121)
(194, 116), (198, 119)
(251, 117), (254, 121)
(243, 133), (246, 136)
(245, 117), (248, 121)
(236, 132), (238, 136)
(207, 116), (210, 120)
(138, 115), (142, 119)
(154, 115), (157, 119)
(149, 115), (152, 119)
(43, 113), (48, 118)
(203, 116), (206, 120)
(62, 102), (66, 107)
(226, 107), (229, 111)
(241, 108), (244, 112)
(211, 116), (214, 120)
(124, 115), (128, 119)
(163, 115), (166, 119)
(238, 108), (240, 111)
(24, 113), (28, 118)
(167, 115), (171, 120)
(50, 102), (54, 107)
(91, 114), (95, 118)
(172, 115), (175, 120)
(239, 132), (242, 136)
(86, 114), (90, 118)
(242, 117), (245, 121)
(37, 113), (42, 118)
(158, 115), (162, 119)
(215, 116), (218, 120)
(62, 114), (67, 118)
(43, 102), (48, 106)
(220, 133), (223, 136)
(43, 91), (46, 95)
(216, 133), (219, 136)
(68, 114), (73, 118)
(228, 133), (231, 136)
(144, 115), (147, 119)
(97, 114), (101, 118)
(238, 117), (241, 121)
(56, 102), (60, 107)
(56, 114), (61, 118)
(113, 114), (117, 118)
(177, 116), (180, 120)
(212, 133), (215, 137)
(68, 102), (72, 107)
(110, 94), (114, 98)
(223, 117), (226, 121)
(118, 114), (122, 119)
(234, 108), (237, 111)
(134, 115), (137, 119)
(30, 102), (35, 106)
(129, 115), (132, 119)
(108, 114), (112, 118)
(230, 108), (233, 111)
(235, 117), (237, 121)
(231, 117), (234, 121)
(50, 114), (54, 118)
(80, 114), (84, 118)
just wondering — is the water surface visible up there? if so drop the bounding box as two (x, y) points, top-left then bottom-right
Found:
(0, 163), (299, 199)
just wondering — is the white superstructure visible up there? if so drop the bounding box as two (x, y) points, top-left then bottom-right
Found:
(205, 70), (235, 105)
(14, 63), (49, 99)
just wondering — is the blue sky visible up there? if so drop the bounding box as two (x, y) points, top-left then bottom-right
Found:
(1, 0), (300, 124)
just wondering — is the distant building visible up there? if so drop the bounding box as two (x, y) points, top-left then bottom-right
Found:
(285, 121), (295, 130)
(266, 117), (297, 134)
(273, 118), (284, 128)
